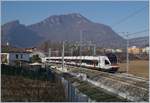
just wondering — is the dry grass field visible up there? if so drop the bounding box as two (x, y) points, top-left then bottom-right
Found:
(119, 60), (149, 79)
(1, 75), (66, 102)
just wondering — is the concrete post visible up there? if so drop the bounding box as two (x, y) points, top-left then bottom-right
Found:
(49, 48), (51, 57)
(126, 35), (129, 75)
(80, 31), (83, 67)
(93, 44), (96, 56)
(62, 41), (65, 70)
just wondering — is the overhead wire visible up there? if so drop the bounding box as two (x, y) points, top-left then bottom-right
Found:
(127, 29), (149, 36)
(112, 6), (148, 28)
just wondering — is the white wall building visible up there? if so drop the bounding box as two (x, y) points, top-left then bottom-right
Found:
(115, 49), (123, 53)
(142, 47), (149, 54)
(1, 52), (30, 65)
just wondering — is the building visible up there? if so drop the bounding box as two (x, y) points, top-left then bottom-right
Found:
(115, 49), (123, 53)
(25, 47), (37, 52)
(128, 46), (142, 54)
(1, 51), (31, 66)
(105, 49), (115, 53)
(104, 48), (123, 53)
(142, 47), (149, 54)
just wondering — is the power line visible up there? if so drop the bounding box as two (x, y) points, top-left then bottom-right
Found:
(119, 29), (149, 38)
(112, 6), (147, 28)
(127, 29), (149, 36)
(129, 38), (148, 42)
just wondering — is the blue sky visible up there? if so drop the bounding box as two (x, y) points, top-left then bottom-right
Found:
(1, 1), (149, 38)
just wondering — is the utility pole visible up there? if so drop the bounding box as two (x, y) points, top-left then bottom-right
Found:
(71, 48), (73, 56)
(120, 32), (129, 75)
(62, 41), (65, 70)
(80, 30), (83, 67)
(80, 30), (83, 56)
(49, 48), (51, 57)
(93, 44), (96, 56)
(126, 34), (129, 75)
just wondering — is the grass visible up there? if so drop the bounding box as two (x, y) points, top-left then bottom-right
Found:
(119, 60), (149, 79)
(1, 64), (54, 81)
(1, 75), (66, 102)
(77, 80), (128, 102)
(1, 64), (66, 102)
(63, 73), (128, 102)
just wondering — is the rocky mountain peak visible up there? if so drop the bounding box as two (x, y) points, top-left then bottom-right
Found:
(68, 13), (83, 18)
(2, 20), (20, 28)
(2, 13), (127, 48)
(41, 13), (91, 25)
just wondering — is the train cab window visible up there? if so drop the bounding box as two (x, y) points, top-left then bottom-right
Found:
(105, 60), (110, 65)
(106, 53), (117, 64)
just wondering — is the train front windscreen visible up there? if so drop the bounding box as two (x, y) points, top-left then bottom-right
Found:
(106, 53), (117, 64)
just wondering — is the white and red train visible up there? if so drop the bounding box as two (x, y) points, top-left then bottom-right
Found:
(43, 54), (119, 73)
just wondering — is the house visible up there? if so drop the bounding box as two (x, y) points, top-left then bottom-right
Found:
(142, 46), (149, 54)
(1, 51), (31, 66)
(115, 49), (123, 53)
(104, 48), (123, 53)
(25, 47), (37, 52)
(128, 46), (142, 54)
(105, 49), (115, 53)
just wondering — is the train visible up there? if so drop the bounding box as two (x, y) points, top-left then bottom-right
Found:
(43, 53), (119, 73)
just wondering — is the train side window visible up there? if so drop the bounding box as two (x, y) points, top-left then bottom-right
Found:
(21, 54), (23, 58)
(105, 60), (110, 65)
(16, 54), (19, 59)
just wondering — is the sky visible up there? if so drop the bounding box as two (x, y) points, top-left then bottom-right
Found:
(1, 1), (149, 38)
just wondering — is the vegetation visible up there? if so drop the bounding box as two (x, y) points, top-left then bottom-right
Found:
(64, 74), (128, 102)
(1, 64), (51, 81)
(1, 75), (66, 102)
(30, 55), (41, 63)
(1, 45), (10, 53)
(1, 54), (8, 64)
(119, 60), (149, 79)
(1, 64), (66, 102)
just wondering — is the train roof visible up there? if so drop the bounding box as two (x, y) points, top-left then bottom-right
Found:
(46, 56), (108, 60)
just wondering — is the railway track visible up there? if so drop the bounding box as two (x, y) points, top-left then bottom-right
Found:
(49, 63), (149, 101)
(89, 72), (148, 91)
(72, 66), (149, 90)
(50, 63), (149, 90)
(90, 71), (148, 89)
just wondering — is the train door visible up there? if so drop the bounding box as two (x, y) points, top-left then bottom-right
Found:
(97, 57), (101, 68)
(99, 57), (105, 69)
(100, 57), (111, 69)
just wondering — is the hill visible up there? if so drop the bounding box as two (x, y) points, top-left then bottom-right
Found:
(2, 13), (126, 48)
(28, 13), (126, 48)
(1, 20), (43, 47)
(129, 36), (149, 47)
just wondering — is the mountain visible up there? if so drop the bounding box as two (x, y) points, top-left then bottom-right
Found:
(2, 13), (126, 48)
(28, 13), (126, 48)
(1, 20), (43, 47)
(129, 36), (149, 47)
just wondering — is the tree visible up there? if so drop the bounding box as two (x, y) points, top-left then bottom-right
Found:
(30, 55), (41, 63)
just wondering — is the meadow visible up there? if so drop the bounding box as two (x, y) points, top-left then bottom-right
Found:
(119, 60), (149, 79)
